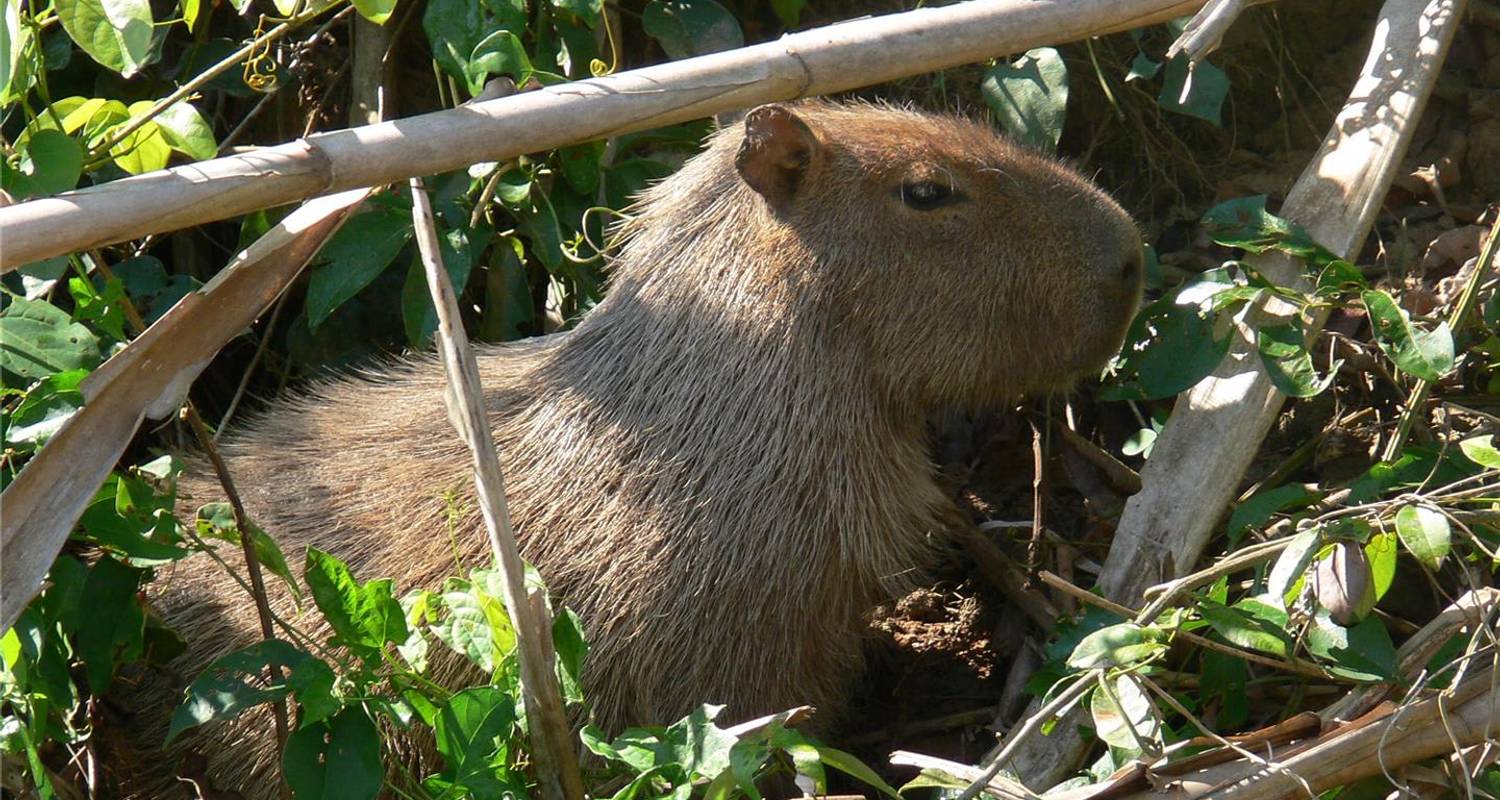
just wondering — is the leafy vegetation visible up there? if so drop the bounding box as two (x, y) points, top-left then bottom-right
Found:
(2, 0), (1497, 798)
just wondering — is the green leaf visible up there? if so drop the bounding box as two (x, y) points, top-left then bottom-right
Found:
(466, 29), (531, 95)
(770, 0), (804, 27)
(154, 102), (217, 161)
(1228, 484), (1320, 543)
(552, 607), (587, 704)
(305, 203), (413, 329)
(1258, 321), (1336, 398)
(166, 639), (311, 743)
(1157, 55), (1228, 125)
(109, 119), (171, 174)
(1304, 613), (1397, 681)
(0, 297), (102, 384)
(1361, 290), (1454, 381)
(1199, 599), (1290, 657)
(1365, 530), (1397, 601)
(55, 0), (153, 76)
(1394, 504), (1451, 571)
(981, 47), (1069, 153)
(1316, 259), (1366, 295)
(1125, 51), (1159, 82)
(1134, 302), (1231, 398)
(286, 657), (341, 725)
(283, 707), (383, 800)
(351, 0), (395, 23)
(1459, 435), (1500, 469)
(642, 0), (743, 60)
(0, 0), (24, 101)
(1067, 622), (1165, 669)
(1265, 525), (1321, 605)
(433, 686), (517, 797)
(196, 503), (300, 599)
(304, 548), (409, 661)
(75, 557), (145, 694)
(551, 0), (602, 27)
(3, 368), (86, 451)
(556, 141), (603, 195)
(803, 744), (902, 800)
(17, 129), (83, 196)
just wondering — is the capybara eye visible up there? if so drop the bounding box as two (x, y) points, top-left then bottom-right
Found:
(898, 180), (958, 211)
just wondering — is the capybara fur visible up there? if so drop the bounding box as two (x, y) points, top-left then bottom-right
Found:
(110, 100), (1143, 797)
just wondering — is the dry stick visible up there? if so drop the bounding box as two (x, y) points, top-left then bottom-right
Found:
(408, 177), (583, 800)
(1382, 213), (1500, 460)
(0, 0), (1207, 270)
(998, 0), (1468, 787)
(91, 256), (292, 792)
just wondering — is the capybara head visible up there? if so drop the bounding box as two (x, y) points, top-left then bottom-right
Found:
(626, 100), (1143, 409)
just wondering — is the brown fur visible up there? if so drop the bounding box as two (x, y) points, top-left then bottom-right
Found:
(110, 100), (1142, 797)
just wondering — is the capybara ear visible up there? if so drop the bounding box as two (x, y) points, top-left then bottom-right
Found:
(735, 104), (820, 213)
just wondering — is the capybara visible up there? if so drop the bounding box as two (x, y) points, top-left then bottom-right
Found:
(114, 100), (1144, 797)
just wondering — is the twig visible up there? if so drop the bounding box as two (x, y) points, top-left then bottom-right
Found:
(1383, 213), (1500, 459)
(1037, 571), (1337, 680)
(956, 674), (1096, 800)
(409, 177), (583, 800)
(91, 253), (291, 798)
(215, 290), (288, 438)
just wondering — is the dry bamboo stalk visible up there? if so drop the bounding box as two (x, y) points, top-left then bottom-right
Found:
(1003, 0), (1467, 786)
(1128, 671), (1498, 800)
(0, 0), (1204, 270)
(409, 177), (583, 800)
(0, 189), (370, 631)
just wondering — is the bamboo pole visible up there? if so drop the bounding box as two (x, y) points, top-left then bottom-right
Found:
(999, 0), (1468, 787)
(410, 177), (583, 800)
(0, 0), (1201, 271)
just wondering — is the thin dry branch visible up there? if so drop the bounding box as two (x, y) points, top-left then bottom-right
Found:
(998, 0), (1468, 786)
(409, 177), (583, 800)
(0, 0), (1206, 270)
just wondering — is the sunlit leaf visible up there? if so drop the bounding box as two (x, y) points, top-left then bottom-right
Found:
(1362, 290), (1454, 381)
(55, 0), (153, 76)
(1394, 504), (1451, 571)
(982, 47), (1069, 153)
